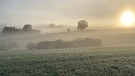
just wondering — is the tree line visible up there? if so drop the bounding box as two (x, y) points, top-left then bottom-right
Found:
(26, 38), (102, 50)
(1, 24), (41, 35)
(1, 19), (89, 35)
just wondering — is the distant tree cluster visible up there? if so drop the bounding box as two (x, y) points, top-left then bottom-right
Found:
(1, 24), (41, 35)
(48, 24), (64, 28)
(26, 38), (102, 50)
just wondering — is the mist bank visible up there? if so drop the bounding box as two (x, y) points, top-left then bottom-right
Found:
(0, 28), (135, 51)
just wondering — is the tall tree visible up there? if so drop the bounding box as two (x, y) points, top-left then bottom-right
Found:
(77, 20), (88, 30)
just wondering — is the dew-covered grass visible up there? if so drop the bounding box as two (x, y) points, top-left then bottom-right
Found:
(0, 47), (135, 76)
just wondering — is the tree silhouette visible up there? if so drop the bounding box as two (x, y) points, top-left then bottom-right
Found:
(1, 24), (41, 35)
(1, 26), (19, 35)
(23, 24), (32, 32)
(77, 20), (88, 30)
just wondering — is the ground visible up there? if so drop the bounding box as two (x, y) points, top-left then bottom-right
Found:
(0, 47), (135, 76)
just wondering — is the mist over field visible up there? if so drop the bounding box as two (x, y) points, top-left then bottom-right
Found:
(0, 25), (135, 50)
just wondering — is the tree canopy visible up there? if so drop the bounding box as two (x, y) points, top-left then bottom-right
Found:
(77, 20), (88, 30)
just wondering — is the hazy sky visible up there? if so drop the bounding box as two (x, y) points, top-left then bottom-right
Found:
(0, 0), (135, 26)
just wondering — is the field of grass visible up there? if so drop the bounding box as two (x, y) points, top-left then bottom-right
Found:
(0, 47), (135, 76)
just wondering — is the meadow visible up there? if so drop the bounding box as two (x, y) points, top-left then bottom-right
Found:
(0, 47), (135, 76)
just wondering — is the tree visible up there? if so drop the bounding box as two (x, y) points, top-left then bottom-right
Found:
(77, 20), (88, 30)
(23, 24), (32, 31)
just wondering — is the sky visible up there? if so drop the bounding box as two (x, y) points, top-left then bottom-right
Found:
(0, 0), (135, 26)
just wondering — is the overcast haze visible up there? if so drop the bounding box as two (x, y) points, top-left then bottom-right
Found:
(0, 0), (135, 26)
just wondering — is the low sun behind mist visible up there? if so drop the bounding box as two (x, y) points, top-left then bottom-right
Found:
(120, 11), (135, 27)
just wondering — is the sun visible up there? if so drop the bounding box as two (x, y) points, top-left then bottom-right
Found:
(120, 11), (135, 27)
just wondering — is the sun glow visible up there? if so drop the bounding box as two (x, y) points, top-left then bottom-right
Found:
(120, 11), (135, 27)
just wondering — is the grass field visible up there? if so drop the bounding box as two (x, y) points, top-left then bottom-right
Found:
(0, 47), (135, 76)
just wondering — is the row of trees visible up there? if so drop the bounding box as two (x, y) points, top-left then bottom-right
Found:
(26, 38), (102, 50)
(1, 20), (88, 35)
(1, 24), (41, 35)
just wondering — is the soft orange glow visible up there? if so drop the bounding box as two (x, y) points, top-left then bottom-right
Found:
(120, 11), (135, 27)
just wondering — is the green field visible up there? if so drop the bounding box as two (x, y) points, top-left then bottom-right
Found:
(0, 47), (135, 76)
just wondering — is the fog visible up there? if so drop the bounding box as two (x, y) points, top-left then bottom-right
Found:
(34, 24), (75, 33)
(0, 25), (135, 51)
